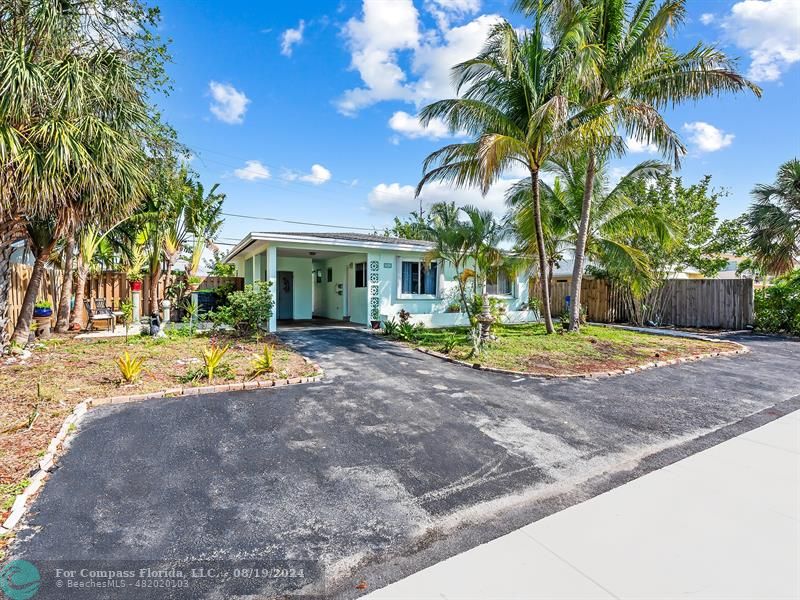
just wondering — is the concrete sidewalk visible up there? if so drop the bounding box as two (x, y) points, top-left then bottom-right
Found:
(366, 410), (800, 600)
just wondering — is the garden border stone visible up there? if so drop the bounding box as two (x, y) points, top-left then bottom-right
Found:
(415, 339), (749, 380)
(0, 357), (324, 536)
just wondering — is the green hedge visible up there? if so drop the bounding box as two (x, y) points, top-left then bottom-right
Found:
(754, 269), (800, 336)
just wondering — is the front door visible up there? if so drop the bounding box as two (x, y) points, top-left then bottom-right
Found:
(277, 271), (293, 320)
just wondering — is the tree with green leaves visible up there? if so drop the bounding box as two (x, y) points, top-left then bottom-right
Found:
(745, 159), (800, 275)
(184, 182), (225, 281)
(516, 0), (760, 331)
(0, 0), (171, 348)
(417, 9), (614, 334)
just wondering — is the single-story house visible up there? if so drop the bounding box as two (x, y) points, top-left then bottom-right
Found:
(224, 232), (539, 332)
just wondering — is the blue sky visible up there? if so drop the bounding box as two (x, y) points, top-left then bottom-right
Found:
(153, 0), (800, 249)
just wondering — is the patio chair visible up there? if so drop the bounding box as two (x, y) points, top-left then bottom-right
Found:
(84, 299), (116, 332)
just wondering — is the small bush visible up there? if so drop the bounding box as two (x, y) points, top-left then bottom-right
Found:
(34, 300), (52, 310)
(250, 344), (276, 377)
(396, 321), (425, 342)
(116, 351), (144, 383)
(397, 309), (412, 325)
(209, 282), (274, 338)
(754, 269), (800, 335)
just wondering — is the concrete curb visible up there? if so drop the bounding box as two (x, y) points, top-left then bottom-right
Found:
(415, 341), (750, 380)
(0, 357), (324, 536)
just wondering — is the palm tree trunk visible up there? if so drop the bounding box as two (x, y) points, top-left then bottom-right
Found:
(531, 168), (554, 333)
(71, 258), (89, 328)
(55, 235), (76, 333)
(569, 150), (596, 331)
(0, 215), (22, 350)
(149, 262), (162, 316)
(479, 277), (493, 341)
(12, 240), (57, 345)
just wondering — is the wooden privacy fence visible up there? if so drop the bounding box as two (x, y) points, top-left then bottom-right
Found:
(546, 277), (754, 330)
(5, 263), (244, 334)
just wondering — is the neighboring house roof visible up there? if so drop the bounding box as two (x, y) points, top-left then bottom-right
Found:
(225, 231), (434, 262)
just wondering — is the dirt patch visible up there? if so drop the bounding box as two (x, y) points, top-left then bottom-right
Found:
(0, 331), (315, 518)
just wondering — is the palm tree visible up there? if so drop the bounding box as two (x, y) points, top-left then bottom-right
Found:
(746, 159), (800, 275)
(517, 0), (761, 331)
(11, 218), (58, 344)
(462, 206), (510, 341)
(54, 230), (76, 333)
(184, 182), (225, 280)
(417, 9), (613, 334)
(0, 0), (168, 348)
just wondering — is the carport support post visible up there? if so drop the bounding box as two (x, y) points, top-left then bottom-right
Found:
(266, 246), (277, 332)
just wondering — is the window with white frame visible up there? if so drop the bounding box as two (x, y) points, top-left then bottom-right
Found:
(486, 268), (513, 295)
(400, 260), (438, 295)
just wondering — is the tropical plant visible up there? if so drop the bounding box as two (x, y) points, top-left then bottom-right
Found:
(184, 182), (225, 279)
(202, 341), (230, 383)
(116, 352), (145, 384)
(396, 321), (424, 342)
(745, 159), (800, 275)
(440, 332), (460, 354)
(417, 11), (612, 334)
(0, 0), (169, 350)
(54, 231), (76, 333)
(204, 250), (237, 277)
(250, 344), (276, 377)
(516, 0), (761, 331)
(382, 318), (399, 337)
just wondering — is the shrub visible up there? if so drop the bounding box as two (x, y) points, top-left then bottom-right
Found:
(116, 352), (144, 383)
(440, 332), (459, 354)
(754, 269), (800, 335)
(382, 318), (399, 337)
(250, 344), (276, 377)
(396, 321), (425, 342)
(397, 309), (412, 325)
(202, 340), (230, 383)
(209, 282), (274, 338)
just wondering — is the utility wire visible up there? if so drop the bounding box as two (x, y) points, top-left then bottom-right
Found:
(221, 212), (380, 231)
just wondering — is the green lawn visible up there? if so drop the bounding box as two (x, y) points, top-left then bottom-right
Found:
(410, 323), (738, 375)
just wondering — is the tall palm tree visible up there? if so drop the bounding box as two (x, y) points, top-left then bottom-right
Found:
(417, 9), (613, 334)
(0, 0), (168, 348)
(517, 0), (761, 330)
(746, 158), (800, 275)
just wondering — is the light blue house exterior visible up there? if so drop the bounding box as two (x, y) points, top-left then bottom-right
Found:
(225, 232), (539, 332)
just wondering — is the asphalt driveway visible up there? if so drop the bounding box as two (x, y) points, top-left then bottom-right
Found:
(10, 329), (800, 599)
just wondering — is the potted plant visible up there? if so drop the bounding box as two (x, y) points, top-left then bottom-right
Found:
(127, 268), (143, 292)
(186, 274), (202, 292)
(370, 308), (381, 330)
(33, 300), (53, 318)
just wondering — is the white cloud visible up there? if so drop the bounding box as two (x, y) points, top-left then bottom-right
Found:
(336, 0), (501, 115)
(208, 81), (250, 124)
(410, 13), (501, 104)
(425, 0), (481, 29)
(337, 0), (421, 115)
(388, 111), (451, 139)
(699, 13), (715, 25)
(682, 122), (735, 152)
(722, 0), (800, 82)
(368, 179), (513, 215)
(234, 160), (271, 181)
(283, 164), (332, 185)
(625, 136), (658, 154)
(281, 20), (305, 57)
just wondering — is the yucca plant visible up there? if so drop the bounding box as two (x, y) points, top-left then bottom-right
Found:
(382, 319), (399, 337)
(202, 341), (230, 383)
(116, 352), (145, 384)
(250, 344), (276, 378)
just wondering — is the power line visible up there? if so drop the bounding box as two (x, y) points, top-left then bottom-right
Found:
(221, 212), (380, 232)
